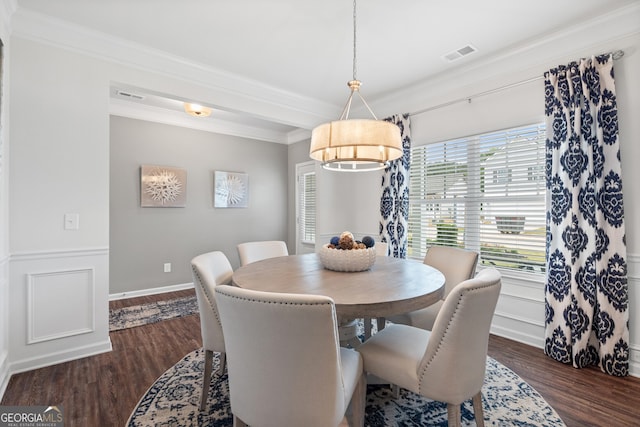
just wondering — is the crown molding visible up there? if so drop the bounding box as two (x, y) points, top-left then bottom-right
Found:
(0, 0), (17, 38)
(109, 98), (290, 144)
(286, 128), (312, 144)
(10, 7), (337, 130)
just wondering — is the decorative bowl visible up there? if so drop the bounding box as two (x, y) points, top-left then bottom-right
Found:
(318, 244), (377, 272)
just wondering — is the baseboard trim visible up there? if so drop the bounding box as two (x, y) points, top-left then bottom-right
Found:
(491, 324), (545, 349)
(8, 338), (113, 376)
(109, 282), (194, 301)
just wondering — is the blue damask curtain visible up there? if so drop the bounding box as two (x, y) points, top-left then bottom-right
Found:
(544, 54), (628, 376)
(379, 114), (411, 258)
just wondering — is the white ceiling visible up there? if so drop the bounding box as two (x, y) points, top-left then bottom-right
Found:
(13, 0), (640, 142)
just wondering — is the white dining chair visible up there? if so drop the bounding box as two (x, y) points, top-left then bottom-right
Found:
(215, 284), (366, 427)
(375, 241), (389, 257)
(190, 251), (233, 411)
(237, 240), (289, 266)
(388, 245), (479, 330)
(357, 268), (502, 427)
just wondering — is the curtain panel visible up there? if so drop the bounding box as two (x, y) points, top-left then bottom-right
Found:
(544, 54), (628, 376)
(379, 114), (411, 258)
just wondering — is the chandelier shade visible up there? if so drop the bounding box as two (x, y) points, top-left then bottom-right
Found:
(310, 119), (402, 171)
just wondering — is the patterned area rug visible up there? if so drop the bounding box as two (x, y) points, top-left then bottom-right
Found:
(127, 348), (565, 427)
(109, 295), (198, 331)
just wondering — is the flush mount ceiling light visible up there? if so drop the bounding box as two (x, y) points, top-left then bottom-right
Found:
(309, 0), (402, 172)
(184, 103), (212, 118)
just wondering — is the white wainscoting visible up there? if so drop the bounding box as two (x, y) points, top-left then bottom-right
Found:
(8, 248), (111, 375)
(0, 254), (10, 399)
(0, 349), (7, 402)
(27, 268), (95, 344)
(490, 270), (546, 348)
(628, 253), (640, 377)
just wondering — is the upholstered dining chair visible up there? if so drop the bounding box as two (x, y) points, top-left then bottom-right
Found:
(388, 245), (479, 330)
(190, 251), (233, 411)
(237, 240), (289, 266)
(357, 268), (501, 427)
(215, 285), (366, 427)
(375, 241), (389, 257)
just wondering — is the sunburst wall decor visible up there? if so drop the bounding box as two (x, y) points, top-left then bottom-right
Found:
(215, 171), (249, 208)
(140, 165), (187, 207)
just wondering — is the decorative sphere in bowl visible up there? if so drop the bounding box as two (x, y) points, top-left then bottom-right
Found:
(318, 244), (377, 272)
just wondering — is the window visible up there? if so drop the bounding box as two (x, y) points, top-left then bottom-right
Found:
(297, 166), (316, 244)
(408, 123), (546, 274)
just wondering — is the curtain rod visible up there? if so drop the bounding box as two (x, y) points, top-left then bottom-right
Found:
(409, 49), (625, 117)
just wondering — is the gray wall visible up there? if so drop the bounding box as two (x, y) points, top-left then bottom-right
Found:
(110, 116), (288, 295)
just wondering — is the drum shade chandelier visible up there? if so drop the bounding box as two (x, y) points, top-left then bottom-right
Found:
(309, 0), (402, 172)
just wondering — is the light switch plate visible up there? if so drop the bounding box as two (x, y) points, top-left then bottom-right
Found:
(64, 213), (80, 230)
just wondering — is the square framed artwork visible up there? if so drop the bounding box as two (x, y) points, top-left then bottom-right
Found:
(214, 171), (249, 208)
(140, 165), (187, 207)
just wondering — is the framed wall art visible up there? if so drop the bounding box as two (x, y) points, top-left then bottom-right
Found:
(214, 171), (248, 208)
(140, 165), (187, 207)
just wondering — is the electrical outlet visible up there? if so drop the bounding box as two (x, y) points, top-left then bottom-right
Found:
(163, 263), (171, 273)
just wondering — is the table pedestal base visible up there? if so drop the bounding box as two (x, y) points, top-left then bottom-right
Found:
(338, 318), (361, 348)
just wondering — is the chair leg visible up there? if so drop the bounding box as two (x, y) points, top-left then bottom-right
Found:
(391, 384), (400, 399)
(200, 349), (214, 411)
(447, 403), (462, 427)
(472, 392), (485, 427)
(216, 351), (227, 377)
(348, 373), (366, 427)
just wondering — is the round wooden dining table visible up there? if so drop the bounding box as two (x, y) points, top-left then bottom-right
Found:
(231, 253), (445, 321)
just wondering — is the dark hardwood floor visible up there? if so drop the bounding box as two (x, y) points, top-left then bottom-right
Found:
(2, 289), (639, 426)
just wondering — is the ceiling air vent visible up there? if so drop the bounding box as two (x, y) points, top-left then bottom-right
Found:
(443, 44), (477, 62)
(116, 90), (145, 101)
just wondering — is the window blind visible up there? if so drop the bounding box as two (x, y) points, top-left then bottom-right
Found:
(299, 171), (316, 244)
(408, 123), (546, 274)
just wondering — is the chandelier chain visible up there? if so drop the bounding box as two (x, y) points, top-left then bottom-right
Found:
(352, 0), (357, 81)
